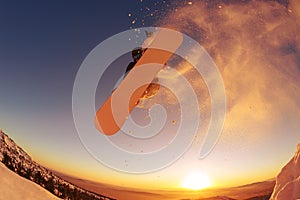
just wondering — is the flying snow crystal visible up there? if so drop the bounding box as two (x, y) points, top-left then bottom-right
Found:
(145, 30), (153, 37)
(128, 0), (176, 28)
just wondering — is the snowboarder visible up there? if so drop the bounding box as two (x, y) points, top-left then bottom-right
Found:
(124, 47), (145, 78)
(124, 47), (160, 102)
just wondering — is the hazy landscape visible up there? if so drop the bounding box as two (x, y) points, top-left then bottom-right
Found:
(55, 171), (275, 200)
(1, 128), (300, 199)
(0, 128), (276, 200)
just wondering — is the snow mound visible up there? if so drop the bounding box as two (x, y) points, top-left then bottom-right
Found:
(270, 143), (300, 200)
(0, 162), (60, 200)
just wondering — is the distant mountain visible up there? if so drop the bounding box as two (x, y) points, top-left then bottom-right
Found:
(270, 143), (300, 200)
(0, 129), (114, 200)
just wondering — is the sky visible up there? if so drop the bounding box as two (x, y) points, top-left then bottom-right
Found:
(1, 0), (300, 190)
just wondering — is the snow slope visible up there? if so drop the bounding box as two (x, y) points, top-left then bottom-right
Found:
(0, 162), (60, 200)
(0, 129), (113, 200)
(270, 143), (300, 200)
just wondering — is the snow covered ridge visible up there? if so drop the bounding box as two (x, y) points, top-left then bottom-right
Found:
(0, 129), (114, 200)
(270, 143), (300, 200)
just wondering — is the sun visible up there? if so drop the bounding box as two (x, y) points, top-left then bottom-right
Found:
(181, 172), (212, 190)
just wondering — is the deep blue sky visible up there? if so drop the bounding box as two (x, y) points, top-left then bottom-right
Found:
(0, 0), (173, 114)
(0, 1), (135, 109)
(0, 0), (167, 119)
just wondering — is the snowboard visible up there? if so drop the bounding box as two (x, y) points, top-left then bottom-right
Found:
(95, 29), (183, 135)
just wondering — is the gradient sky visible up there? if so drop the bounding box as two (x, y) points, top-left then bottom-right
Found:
(1, 0), (300, 190)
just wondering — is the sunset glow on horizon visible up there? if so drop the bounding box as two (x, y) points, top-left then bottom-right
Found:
(181, 171), (212, 190)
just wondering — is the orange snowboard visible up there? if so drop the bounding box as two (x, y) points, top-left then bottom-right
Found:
(95, 29), (183, 135)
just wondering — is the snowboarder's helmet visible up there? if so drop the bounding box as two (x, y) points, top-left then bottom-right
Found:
(132, 47), (143, 60)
